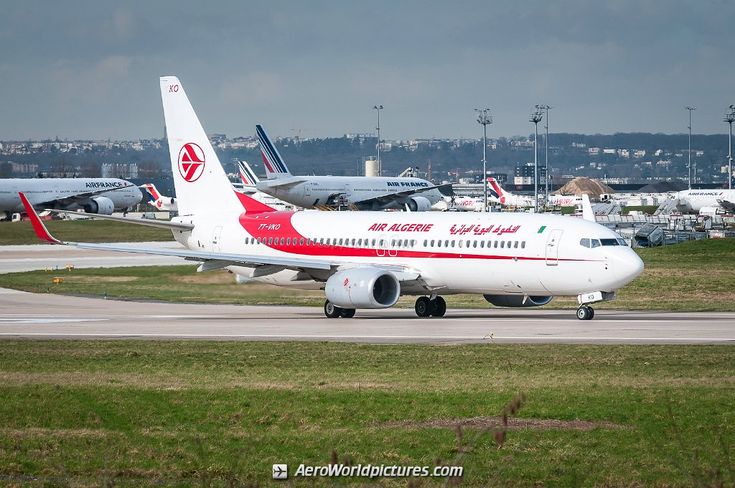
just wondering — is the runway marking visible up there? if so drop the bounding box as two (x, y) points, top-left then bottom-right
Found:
(0, 332), (731, 343)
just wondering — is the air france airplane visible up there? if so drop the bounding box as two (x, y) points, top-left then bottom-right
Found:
(254, 124), (451, 211)
(21, 76), (644, 321)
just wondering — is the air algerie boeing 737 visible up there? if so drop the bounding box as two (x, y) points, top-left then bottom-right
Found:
(20, 76), (644, 321)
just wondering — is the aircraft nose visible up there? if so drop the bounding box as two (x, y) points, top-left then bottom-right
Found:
(614, 248), (644, 285)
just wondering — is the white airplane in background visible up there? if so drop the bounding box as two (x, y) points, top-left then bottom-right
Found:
(487, 177), (535, 207)
(236, 160), (294, 212)
(21, 76), (644, 321)
(141, 183), (178, 212)
(488, 177), (583, 208)
(433, 195), (484, 212)
(254, 124), (451, 211)
(674, 188), (735, 213)
(0, 177), (141, 220)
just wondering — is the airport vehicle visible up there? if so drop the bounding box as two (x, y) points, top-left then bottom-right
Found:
(254, 124), (450, 211)
(21, 76), (644, 321)
(0, 177), (141, 220)
(236, 161), (295, 211)
(141, 183), (177, 212)
(674, 189), (735, 213)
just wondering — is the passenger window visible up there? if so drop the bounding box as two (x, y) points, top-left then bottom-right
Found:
(445, 240), (449, 247)
(438, 240), (442, 248)
(480, 241), (485, 248)
(372, 239), (376, 246)
(521, 241), (526, 249)
(423, 239), (427, 247)
(287, 238), (291, 245)
(514, 241), (518, 248)
(450, 240), (455, 248)
(473, 241), (477, 248)
(500, 241), (505, 248)
(494, 241), (498, 248)
(458, 240), (463, 248)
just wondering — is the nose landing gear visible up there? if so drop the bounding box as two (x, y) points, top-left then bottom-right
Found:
(414, 296), (446, 317)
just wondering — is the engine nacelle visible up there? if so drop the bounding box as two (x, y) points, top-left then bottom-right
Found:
(83, 196), (115, 215)
(483, 295), (553, 307)
(325, 268), (400, 309)
(406, 196), (432, 212)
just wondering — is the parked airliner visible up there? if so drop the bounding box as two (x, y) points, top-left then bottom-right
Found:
(0, 177), (141, 220)
(254, 125), (451, 211)
(675, 188), (735, 213)
(141, 183), (177, 212)
(21, 76), (644, 321)
(488, 178), (583, 208)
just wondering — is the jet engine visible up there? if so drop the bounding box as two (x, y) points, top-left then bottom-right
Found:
(83, 196), (115, 215)
(405, 196), (432, 212)
(325, 268), (400, 309)
(483, 295), (553, 307)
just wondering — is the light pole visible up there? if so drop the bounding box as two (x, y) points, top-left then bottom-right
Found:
(373, 105), (383, 176)
(686, 106), (696, 189)
(725, 106), (735, 190)
(530, 108), (543, 213)
(475, 108), (492, 212)
(536, 104), (552, 206)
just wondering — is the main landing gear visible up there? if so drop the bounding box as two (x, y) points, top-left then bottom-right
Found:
(414, 296), (446, 318)
(576, 305), (595, 321)
(324, 300), (356, 318)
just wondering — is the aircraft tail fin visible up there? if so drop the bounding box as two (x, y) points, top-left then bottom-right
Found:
(581, 194), (595, 222)
(256, 124), (291, 179)
(141, 183), (161, 203)
(238, 160), (260, 186)
(487, 177), (506, 203)
(160, 76), (242, 216)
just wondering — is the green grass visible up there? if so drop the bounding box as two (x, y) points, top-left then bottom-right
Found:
(622, 205), (660, 215)
(0, 220), (173, 245)
(2, 238), (734, 311)
(0, 341), (732, 486)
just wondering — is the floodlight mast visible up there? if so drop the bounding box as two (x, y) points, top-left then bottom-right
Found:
(530, 108), (544, 212)
(686, 106), (696, 189)
(475, 108), (492, 212)
(536, 104), (552, 206)
(725, 105), (735, 190)
(373, 105), (383, 176)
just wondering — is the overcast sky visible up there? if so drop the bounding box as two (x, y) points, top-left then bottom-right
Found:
(2, 0), (734, 140)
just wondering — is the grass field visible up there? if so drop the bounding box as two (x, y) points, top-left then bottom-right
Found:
(1, 238), (734, 311)
(0, 220), (173, 245)
(0, 341), (732, 486)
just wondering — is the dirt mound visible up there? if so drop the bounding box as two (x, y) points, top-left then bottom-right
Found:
(554, 177), (614, 199)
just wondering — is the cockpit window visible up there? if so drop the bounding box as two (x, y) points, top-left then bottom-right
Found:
(580, 238), (601, 248)
(600, 238), (620, 246)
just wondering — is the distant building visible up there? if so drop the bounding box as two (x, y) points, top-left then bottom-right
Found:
(588, 147), (600, 155)
(101, 163), (138, 179)
(514, 162), (545, 185)
(10, 162), (39, 175)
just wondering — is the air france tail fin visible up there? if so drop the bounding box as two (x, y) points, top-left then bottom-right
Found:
(238, 160), (260, 186)
(160, 76), (241, 216)
(487, 177), (506, 204)
(141, 183), (161, 203)
(256, 124), (291, 179)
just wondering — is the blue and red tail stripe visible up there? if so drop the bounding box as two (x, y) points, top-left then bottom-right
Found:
(256, 125), (289, 174)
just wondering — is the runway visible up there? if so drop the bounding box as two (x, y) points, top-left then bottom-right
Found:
(1, 287), (733, 344)
(0, 241), (186, 273)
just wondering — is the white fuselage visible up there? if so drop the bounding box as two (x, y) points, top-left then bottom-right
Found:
(172, 209), (643, 297)
(676, 189), (735, 212)
(0, 178), (142, 213)
(256, 176), (444, 210)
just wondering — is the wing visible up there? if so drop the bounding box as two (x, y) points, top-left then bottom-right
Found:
(46, 209), (194, 231)
(20, 192), (425, 286)
(352, 183), (453, 209)
(34, 183), (137, 209)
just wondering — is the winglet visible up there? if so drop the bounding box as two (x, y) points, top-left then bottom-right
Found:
(581, 194), (595, 222)
(18, 192), (62, 244)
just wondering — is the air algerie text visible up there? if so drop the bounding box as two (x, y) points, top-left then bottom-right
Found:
(368, 223), (433, 232)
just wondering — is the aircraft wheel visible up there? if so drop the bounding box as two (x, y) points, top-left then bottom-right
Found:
(340, 308), (356, 318)
(431, 296), (447, 317)
(415, 296), (432, 317)
(324, 300), (342, 318)
(576, 305), (594, 321)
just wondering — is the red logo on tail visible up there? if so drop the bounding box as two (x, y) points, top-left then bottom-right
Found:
(178, 143), (206, 182)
